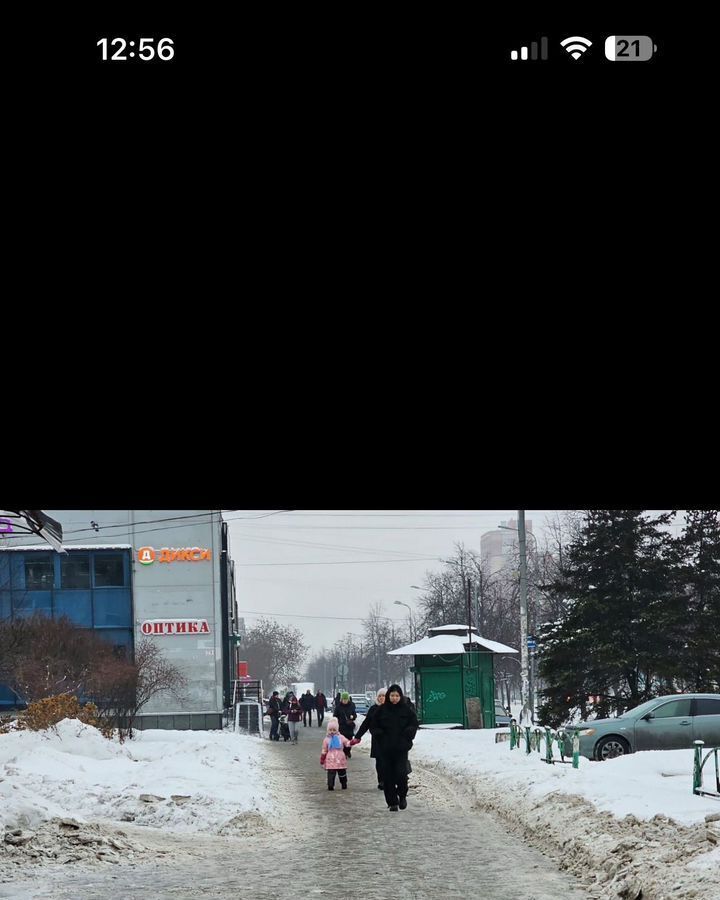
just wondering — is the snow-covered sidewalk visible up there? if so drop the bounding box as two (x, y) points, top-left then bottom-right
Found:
(401, 727), (720, 900)
(2, 718), (718, 899)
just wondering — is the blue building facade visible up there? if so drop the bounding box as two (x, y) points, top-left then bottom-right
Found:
(0, 510), (240, 728)
(0, 547), (133, 655)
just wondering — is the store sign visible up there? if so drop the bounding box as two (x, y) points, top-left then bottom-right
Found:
(140, 619), (211, 635)
(137, 546), (212, 565)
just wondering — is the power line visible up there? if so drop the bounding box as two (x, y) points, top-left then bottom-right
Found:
(269, 512), (522, 517)
(0, 510), (292, 541)
(0, 513), (296, 546)
(235, 557), (442, 567)
(227, 525), (505, 530)
(228, 528), (436, 559)
(237, 609), (401, 622)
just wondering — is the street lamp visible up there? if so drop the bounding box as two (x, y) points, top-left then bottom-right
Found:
(497, 524), (539, 551)
(345, 633), (363, 692)
(497, 516), (535, 725)
(393, 600), (414, 641)
(394, 601), (415, 694)
(411, 584), (447, 621)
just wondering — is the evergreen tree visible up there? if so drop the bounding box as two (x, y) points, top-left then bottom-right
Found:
(671, 510), (720, 691)
(537, 510), (675, 725)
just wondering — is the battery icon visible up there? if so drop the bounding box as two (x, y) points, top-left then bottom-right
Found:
(604, 35), (657, 61)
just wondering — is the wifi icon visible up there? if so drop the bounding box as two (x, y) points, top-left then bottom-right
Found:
(560, 36), (592, 60)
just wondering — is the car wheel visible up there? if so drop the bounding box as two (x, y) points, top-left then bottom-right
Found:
(595, 736), (630, 760)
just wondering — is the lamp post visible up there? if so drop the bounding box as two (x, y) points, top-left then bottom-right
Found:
(474, 569), (502, 636)
(346, 632), (363, 693)
(411, 583), (447, 622)
(394, 600), (415, 695)
(498, 516), (534, 725)
(394, 600), (414, 641)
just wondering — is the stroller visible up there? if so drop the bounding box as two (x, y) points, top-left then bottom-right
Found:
(279, 714), (290, 742)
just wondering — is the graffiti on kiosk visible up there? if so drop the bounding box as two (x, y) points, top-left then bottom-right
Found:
(0, 518), (13, 533)
(137, 546), (212, 565)
(140, 619), (211, 635)
(426, 690), (448, 703)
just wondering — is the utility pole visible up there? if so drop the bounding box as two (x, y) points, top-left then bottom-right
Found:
(466, 578), (473, 646)
(518, 510), (532, 725)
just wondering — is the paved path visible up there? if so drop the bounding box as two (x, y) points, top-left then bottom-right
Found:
(1, 720), (591, 899)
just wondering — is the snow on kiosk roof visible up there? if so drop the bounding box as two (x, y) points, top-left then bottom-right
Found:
(387, 624), (518, 656)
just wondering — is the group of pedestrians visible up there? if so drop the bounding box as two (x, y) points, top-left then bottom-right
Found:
(300, 689), (328, 727)
(267, 689), (329, 742)
(268, 684), (420, 812)
(320, 685), (419, 812)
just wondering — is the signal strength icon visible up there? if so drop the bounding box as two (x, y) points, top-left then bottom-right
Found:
(509, 37), (548, 61)
(560, 36), (592, 60)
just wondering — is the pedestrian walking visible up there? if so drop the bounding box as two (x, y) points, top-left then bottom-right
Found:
(282, 693), (302, 743)
(335, 691), (357, 758)
(301, 689), (315, 727)
(403, 694), (415, 781)
(333, 692), (341, 715)
(353, 688), (386, 790)
(267, 690), (281, 741)
(315, 690), (328, 727)
(370, 683), (418, 812)
(320, 717), (358, 790)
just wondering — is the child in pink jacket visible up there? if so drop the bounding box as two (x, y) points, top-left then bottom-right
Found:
(320, 717), (357, 790)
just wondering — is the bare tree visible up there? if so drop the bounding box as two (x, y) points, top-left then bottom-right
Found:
(242, 617), (309, 691)
(120, 639), (187, 738)
(0, 614), (118, 702)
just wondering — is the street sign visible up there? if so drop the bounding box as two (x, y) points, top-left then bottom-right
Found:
(337, 663), (349, 678)
(527, 639), (537, 649)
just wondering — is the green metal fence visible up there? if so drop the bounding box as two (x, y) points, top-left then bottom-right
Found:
(509, 719), (579, 769)
(693, 740), (720, 798)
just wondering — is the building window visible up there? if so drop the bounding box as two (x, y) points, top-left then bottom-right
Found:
(94, 555), (125, 587)
(61, 554), (90, 589)
(0, 555), (9, 591)
(24, 555), (54, 589)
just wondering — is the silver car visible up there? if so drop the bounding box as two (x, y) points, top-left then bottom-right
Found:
(494, 701), (512, 727)
(563, 693), (720, 761)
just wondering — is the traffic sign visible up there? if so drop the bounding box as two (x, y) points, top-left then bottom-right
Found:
(337, 663), (349, 678)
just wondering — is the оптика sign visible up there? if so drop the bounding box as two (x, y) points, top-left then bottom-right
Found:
(140, 619), (211, 635)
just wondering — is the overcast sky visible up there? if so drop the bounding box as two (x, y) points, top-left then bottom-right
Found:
(226, 510), (688, 661)
(225, 510), (568, 658)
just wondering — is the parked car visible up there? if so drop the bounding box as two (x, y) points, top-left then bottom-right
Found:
(350, 693), (370, 715)
(562, 694), (720, 761)
(494, 701), (512, 727)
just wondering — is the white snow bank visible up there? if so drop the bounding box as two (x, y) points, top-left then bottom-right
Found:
(410, 728), (719, 826)
(0, 719), (273, 834)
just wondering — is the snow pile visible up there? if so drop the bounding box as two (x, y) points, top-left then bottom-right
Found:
(403, 728), (720, 900)
(410, 728), (718, 825)
(1, 719), (272, 837)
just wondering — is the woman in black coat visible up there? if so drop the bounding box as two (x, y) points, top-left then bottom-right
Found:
(334, 692), (357, 757)
(354, 688), (386, 789)
(370, 683), (418, 812)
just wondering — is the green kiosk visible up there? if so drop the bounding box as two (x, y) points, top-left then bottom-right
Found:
(387, 625), (517, 729)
